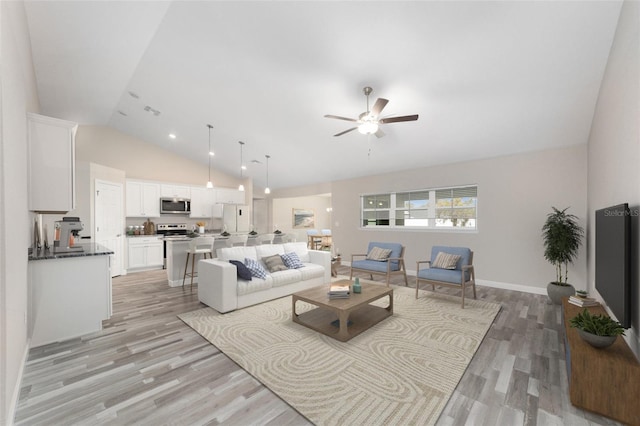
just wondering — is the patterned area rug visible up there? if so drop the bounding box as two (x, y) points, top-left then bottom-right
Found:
(179, 284), (501, 425)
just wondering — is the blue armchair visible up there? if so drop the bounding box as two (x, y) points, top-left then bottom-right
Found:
(350, 242), (408, 286)
(415, 246), (476, 308)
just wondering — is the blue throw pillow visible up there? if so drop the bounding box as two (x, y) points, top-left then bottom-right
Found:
(281, 252), (304, 269)
(229, 260), (252, 281)
(244, 257), (268, 280)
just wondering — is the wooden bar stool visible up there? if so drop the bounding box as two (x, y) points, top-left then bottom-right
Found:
(183, 236), (215, 291)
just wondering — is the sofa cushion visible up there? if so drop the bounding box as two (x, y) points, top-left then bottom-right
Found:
(229, 260), (252, 281)
(218, 246), (257, 262)
(352, 259), (399, 273)
(281, 252), (304, 269)
(298, 263), (325, 280)
(237, 276), (272, 296)
(283, 242), (310, 262)
(432, 252), (461, 270)
(263, 254), (288, 272)
(270, 269), (303, 287)
(244, 257), (268, 280)
(366, 246), (392, 261)
(255, 244), (285, 260)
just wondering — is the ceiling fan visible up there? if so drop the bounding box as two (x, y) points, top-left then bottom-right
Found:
(324, 86), (419, 138)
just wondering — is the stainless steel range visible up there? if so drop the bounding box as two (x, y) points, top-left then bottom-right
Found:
(157, 223), (188, 237)
(157, 223), (188, 268)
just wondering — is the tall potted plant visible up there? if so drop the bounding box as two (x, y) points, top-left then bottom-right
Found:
(542, 207), (584, 304)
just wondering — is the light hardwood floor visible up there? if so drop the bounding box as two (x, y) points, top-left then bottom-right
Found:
(15, 267), (622, 425)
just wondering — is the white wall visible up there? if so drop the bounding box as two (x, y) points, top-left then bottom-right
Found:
(272, 195), (332, 243)
(75, 125), (251, 232)
(76, 125), (244, 188)
(331, 145), (588, 294)
(0, 1), (40, 423)
(587, 0), (639, 355)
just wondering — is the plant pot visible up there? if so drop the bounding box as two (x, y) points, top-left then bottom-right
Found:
(547, 282), (575, 305)
(577, 329), (617, 349)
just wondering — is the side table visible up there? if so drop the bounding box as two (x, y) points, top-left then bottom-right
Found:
(331, 256), (341, 277)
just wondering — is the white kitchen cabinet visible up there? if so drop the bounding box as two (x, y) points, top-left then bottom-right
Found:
(27, 112), (78, 212)
(215, 187), (245, 204)
(190, 186), (216, 217)
(161, 184), (191, 199)
(126, 180), (160, 217)
(29, 250), (111, 347)
(127, 237), (163, 271)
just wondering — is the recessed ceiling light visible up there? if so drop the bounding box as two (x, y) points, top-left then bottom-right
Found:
(209, 151), (215, 156)
(168, 133), (176, 139)
(143, 105), (160, 116)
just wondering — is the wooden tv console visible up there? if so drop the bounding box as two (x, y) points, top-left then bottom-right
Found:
(562, 298), (640, 425)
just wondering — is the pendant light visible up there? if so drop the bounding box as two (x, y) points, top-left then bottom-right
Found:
(264, 154), (271, 194)
(206, 124), (214, 188)
(238, 141), (245, 192)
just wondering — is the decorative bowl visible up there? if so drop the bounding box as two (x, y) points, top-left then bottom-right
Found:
(577, 329), (617, 349)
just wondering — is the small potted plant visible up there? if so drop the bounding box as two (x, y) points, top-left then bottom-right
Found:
(541, 207), (584, 304)
(576, 290), (588, 298)
(570, 308), (625, 348)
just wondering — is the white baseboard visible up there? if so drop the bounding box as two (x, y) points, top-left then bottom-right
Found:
(343, 261), (548, 296)
(7, 340), (30, 426)
(474, 279), (548, 295)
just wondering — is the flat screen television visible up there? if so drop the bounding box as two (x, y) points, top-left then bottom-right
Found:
(595, 203), (631, 328)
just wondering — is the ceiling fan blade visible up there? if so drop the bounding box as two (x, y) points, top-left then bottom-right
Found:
(379, 114), (419, 124)
(334, 127), (358, 137)
(324, 114), (358, 122)
(374, 128), (385, 138)
(371, 98), (389, 116)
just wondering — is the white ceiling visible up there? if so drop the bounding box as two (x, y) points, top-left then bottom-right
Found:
(24, 1), (622, 191)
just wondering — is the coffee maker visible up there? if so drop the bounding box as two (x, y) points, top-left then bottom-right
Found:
(54, 217), (84, 253)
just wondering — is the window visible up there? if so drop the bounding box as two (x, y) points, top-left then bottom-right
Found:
(362, 194), (390, 226)
(361, 185), (477, 230)
(435, 187), (477, 228)
(395, 191), (429, 226)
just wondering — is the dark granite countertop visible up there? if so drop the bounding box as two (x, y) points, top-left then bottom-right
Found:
(28, 243), (114, 261)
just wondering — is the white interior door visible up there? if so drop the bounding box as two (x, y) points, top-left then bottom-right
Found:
(95, 180), (124, 277)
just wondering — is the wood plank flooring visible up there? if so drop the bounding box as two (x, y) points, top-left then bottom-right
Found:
(15, 267), (622, 425)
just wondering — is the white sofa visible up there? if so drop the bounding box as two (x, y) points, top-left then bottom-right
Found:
(198, 242), (331, 313)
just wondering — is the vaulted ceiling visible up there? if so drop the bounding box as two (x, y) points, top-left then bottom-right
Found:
(24, 1), (622, 190)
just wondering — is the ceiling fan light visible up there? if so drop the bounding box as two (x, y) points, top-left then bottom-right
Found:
(358, 121), (378, 135)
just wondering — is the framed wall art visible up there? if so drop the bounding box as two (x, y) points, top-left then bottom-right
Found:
(293, 208), (315, 228)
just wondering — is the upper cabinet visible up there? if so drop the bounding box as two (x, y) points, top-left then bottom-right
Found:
(160, 184), (190, 199)
(126, 180), (160, 217)
(215, 188), (245, 205)
(189, 187), (215, 218)
(27, 113), (78, 212)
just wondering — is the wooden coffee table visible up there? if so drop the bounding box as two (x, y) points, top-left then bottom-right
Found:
(292, 279), (393, 342)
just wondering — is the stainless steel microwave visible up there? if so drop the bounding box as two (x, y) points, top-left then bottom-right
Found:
(160, 198), (191, 215)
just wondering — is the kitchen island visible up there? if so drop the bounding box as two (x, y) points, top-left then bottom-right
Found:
(28, 243), (113, 347)
(165, 236), (229, 287)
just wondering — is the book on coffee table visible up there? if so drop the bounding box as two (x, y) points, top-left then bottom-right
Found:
(328, 284), (350, 299)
